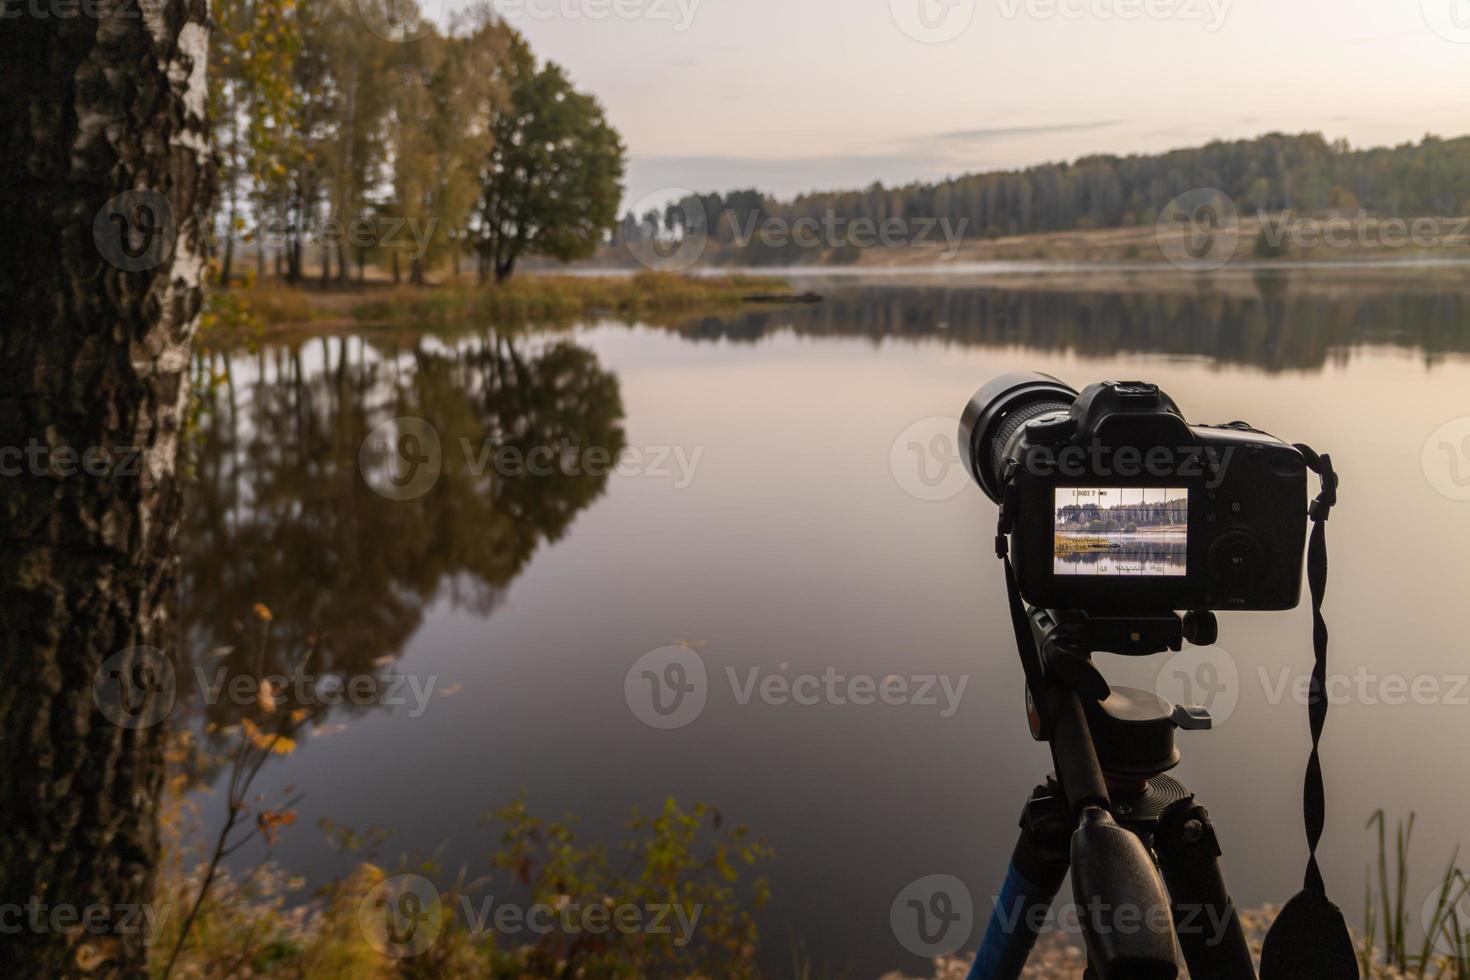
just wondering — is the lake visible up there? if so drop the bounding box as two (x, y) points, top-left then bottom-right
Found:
(181, 267), (1470, 976)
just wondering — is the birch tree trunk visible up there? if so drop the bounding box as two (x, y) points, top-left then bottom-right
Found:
(0, 1), (213, 975)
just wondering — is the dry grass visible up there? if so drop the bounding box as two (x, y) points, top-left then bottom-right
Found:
(349, 271), (796, 326)
(198, 272), (800, 347)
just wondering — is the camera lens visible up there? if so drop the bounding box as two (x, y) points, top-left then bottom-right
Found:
(959, 372), (1079, 503)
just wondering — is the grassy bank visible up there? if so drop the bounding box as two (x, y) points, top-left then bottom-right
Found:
(201, 272), (803, 346)
(1053, 535), (1114, 554)
(350, 271), (797, 326)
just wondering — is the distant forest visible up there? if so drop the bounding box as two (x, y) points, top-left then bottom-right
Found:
(1056, 497), (1189, 533)
(614, 132), (1470, 262)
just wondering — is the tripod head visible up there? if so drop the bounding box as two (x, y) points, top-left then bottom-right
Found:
(1018, 604), (1218, 748)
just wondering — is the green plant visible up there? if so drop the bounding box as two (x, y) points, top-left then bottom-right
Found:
(1361, 811), (1470, 978)
(480, 795), (773, 978)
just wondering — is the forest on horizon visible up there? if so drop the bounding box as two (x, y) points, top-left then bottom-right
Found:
(615, 131), (1470, 265)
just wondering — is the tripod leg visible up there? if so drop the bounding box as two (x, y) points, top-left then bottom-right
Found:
(1153, 800), (1257, 980)
(968, 787), (1070, 980)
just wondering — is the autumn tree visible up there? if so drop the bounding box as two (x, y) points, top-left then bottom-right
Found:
(210, 0), (301, 285)
(382, 7), (509, 286)
(0, 2), (214, 976)
(474, 36), (626, 283)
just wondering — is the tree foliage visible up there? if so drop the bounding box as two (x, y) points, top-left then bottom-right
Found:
(211, 0), (531, 284)
(474, 37), (627, 283)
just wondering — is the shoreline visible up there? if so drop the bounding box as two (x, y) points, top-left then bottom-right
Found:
(199, 272), (807, 347)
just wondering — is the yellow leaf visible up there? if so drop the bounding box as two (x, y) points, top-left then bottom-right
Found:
(240, 717), (296, 755)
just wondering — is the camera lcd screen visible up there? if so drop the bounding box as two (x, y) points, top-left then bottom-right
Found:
(1053, 487), (1188, 577)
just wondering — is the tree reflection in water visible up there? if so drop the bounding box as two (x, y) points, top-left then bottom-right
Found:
(179, 330), (625, 738)
(668, 278), (1470, 372)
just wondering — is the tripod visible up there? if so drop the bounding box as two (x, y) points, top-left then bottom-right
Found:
(967, 602), (1258, 980)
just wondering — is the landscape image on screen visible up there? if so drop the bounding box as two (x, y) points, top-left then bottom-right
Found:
(1053, 487), (1189, 577)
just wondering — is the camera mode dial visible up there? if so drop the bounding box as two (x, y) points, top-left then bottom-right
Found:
(1024, 411), (1077, 445)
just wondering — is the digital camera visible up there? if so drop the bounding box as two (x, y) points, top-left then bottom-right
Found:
(960, 373), (1310, 613)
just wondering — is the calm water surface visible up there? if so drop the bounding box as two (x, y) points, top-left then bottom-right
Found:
(182, 272), (1470, 975)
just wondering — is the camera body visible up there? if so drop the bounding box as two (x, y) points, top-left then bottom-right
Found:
(962, 375), (1309, 613)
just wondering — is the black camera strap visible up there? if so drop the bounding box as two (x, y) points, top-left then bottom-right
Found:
(1260, 445), (1356, 979)
(1000, 557), (1049, 728)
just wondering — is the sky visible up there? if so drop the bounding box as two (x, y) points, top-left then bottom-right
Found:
(441, 0), (1470, 210)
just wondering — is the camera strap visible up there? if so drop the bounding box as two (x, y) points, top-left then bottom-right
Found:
(1260, 445), (1356, 980)
(1001, 557), (1049, 727)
